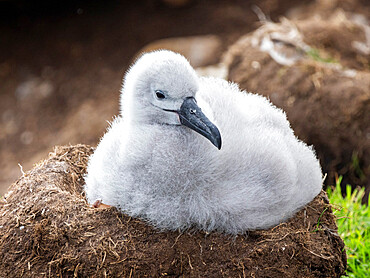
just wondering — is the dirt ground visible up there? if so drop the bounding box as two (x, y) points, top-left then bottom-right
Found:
(0, 145), (346, 277)
(0, 0), (313, 195)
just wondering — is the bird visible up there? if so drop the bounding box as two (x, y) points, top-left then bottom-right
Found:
(84, 50), (322, 234)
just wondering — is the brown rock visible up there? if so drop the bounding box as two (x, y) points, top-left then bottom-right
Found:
(137, 35), (223, 67)
(0, 145), (346, 277)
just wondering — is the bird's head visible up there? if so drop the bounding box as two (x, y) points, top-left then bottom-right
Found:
(120, 50), (221, 149)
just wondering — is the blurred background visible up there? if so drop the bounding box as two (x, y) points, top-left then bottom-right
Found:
(0, 0), (369, 199)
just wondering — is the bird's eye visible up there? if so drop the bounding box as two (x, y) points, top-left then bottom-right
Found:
(155, 90), (166, 100)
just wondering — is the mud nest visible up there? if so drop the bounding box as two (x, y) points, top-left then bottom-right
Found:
(222, 8), (370, 195)
(0, 145), (346, 277)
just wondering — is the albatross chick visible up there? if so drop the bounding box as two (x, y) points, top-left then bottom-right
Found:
(85, 50), (322, 234)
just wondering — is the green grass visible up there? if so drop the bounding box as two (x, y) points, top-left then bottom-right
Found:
(327, 177), (370, 278)
(306, 48), (338, 64)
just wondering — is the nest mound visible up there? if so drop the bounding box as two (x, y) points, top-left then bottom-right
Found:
(0, 145), (346, 277)
(223, 8), (370, 193)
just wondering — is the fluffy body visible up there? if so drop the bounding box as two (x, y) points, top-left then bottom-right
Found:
(85, 51), (322, 234)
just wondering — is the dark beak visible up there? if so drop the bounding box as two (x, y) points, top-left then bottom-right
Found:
(177, 97), (222, 150)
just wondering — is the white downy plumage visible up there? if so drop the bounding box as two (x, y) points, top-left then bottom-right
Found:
(84, 50), (322, 234)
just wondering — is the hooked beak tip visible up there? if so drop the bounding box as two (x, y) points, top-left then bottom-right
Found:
(217, 139), (222, 150)
(212, 132), (222, 150)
